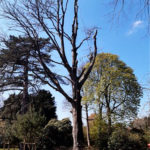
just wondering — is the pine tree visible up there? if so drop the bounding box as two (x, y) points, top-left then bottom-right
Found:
(0, 36), (50, 113)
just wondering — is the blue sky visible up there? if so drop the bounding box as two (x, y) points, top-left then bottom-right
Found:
(0, 1), (149, 121)
(56, 0), (150, 120)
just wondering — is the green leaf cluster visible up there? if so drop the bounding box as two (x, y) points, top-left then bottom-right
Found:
(12, 111), (45, 143)
(108, 128), (147, 150)
(83, 53), (142, 121)
(0, 90), (57, 124)
(37, 118), (72, 149)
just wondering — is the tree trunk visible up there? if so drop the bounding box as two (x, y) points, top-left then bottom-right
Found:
(8, 143), (10, 150)
(72, 100), (84, 150)
(105, 91), (112, 135)
(85, 104), (91, 147)
(23, 143), (25, 150)
(98, 103), (103, 120)
(107, 107), (112, 135)
(21, 55), (29, 114)
(3, 143), (5, 150)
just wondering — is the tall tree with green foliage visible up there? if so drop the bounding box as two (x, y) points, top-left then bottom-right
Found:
(83, 53), (142, 133)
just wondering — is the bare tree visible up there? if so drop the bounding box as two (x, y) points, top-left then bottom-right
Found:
(0, 0), (98, 149)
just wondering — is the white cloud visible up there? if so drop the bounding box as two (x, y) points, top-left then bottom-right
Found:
(133, 20), (143, 28)
(127, 20), (143, 35)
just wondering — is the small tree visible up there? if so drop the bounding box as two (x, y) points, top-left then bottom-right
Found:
(38, 118), (72, 150)
(2, 123), (19, 149)
(12, 111), (45, 147)
(90, 115), (109, 149)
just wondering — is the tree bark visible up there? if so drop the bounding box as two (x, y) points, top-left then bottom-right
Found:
(3, 143), (5, 150)
(21, 54), (29, 114)
(105, 88), (112, 135)
(107, 107), (112, 135)
(85, 104), (91, 147)
(72, 100), (84, 150)
(98, 103), (103, 120)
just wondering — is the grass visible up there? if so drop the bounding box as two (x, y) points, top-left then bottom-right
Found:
(0, 148), (19, 150)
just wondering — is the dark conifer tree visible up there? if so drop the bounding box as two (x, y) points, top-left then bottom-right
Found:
(31, 90), (57, 124)
(0, 90), (57, 124)
(0, 36), (51, 113)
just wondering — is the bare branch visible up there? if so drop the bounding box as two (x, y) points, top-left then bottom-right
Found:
(79, 30), (98, 88)
(35, 40), (73, 102)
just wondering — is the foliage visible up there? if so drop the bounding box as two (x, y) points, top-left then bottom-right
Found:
(2, 123), (20, 146)
(37, 118), (72, 150)
(0, 94), (21, 121)
(0, 35), (50, 113)
(12, 111), (45, 143)
(82, 76), (95, 107)
(84, 53), (142, 127)
(90, 115), (109, 150)
(31, 90), (57, 124)
(0, 90), (57, 124)
(129, 116), (150, 143)
(0, 35), (50, 92)
(144, 129), (150, 143)
(108, 128), (147, 150)
(112, 122), (126, 130)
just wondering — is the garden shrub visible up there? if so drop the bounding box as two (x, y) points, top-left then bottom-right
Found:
(12, 111), (45, 143)
(108, 128), (147, 150)
(37, 118), (72, 150)
(90, 117), (109, 150)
